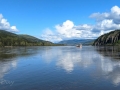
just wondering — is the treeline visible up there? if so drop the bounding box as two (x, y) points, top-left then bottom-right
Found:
(93, 30), (120, 46)
(0, 30), (56, 46)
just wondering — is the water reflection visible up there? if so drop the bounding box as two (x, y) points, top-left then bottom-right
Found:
(56, 51), (82, 72)
(40, 46), (120, 85)
(41, 46), (96, 72)
(40, 46), (82, 72)
(1, 46), (120, 88)
(96, 46), (120, 59)
(56, 47), (95, 72)
(96, 46), (120, 85)
(0, 47), (39, 80)
(0, 59), (17, 79)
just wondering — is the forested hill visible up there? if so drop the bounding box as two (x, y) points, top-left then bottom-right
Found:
(0, 30), (55, 46)
(93, 30), (120, 46)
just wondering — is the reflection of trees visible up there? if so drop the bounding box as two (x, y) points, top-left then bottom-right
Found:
(0, 46), (40, 79)
(95, 46), (120, 59)
(1, 46), (120, 86)
(99, 57), (120, 85)
(41, 46), (120, 85)
(94, 46), (120, 85)
(0, 46), (39, 60)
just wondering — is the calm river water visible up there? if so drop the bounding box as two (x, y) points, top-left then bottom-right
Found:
(0, 46), (120, 90)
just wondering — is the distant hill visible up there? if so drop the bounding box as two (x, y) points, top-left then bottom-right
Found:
(93, 30), (120, 46)
(57, 39), (95, 46)
(0, 30), (55, 46)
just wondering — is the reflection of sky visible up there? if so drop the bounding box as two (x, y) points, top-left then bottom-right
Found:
(56, 51), (81, 72)
(1, 46), (120, 86)
(0, 59), (17, 79)
(40, 46), (120, 85)
(41, 46), (96, 72)
(100, 57), (120, 85)
(0, 47), (37, 80)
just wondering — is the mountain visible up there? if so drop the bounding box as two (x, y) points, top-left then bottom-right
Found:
(93, 30), (120, 46)
(0, 30), (55, 46)
(58, 39), (95, 46)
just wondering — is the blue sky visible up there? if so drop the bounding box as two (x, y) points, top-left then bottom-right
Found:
(0, 0), (120, 42)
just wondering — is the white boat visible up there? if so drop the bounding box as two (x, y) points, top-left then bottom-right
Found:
(76, 44), (82, 48)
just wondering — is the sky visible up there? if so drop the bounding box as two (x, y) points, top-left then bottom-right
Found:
(0, 0), (120, 42)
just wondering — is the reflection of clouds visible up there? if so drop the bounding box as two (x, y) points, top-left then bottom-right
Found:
(0, 60), (17, 79)
(40, 46), (83, 72)
(41, 46), (94, 72)
(40, 47), (60, 63)
(99, 57), (120, 85)
(11, 60), (17, 68)
(96, 47), (120, 86)
(57, 59), (74, 72)
(100, 56), (113, 73)
(110, 71), (120, 85)
(91, 54), (120, 86)
(106, 65), (120, 86)
(0, 59), (17, 79)
(56, 52), (81, 72)
(41, 46), (120, 85)
(0, 47), (40, 80)
(79, 51), (94, 68)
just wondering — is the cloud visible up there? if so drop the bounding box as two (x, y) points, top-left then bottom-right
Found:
(41, 20), (96, 42)
(0, 14), (18, 32)
(55, 20), (82, 38)
(41, 28), (62, 42)
(41, 6), (120, 42)
(90, 5), (120, 32)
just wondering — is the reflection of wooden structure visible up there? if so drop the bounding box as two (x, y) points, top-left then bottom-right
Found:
(76, 44), (82, 48)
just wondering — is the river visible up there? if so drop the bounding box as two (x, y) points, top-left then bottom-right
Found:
(0, 46), (120, 90)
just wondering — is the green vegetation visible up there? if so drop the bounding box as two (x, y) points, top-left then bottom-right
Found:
(93, 30), (120, 46)
(0, 30), (59, 46)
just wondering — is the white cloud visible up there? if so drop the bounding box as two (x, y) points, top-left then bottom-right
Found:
(41, 20), (95, 42)
(111, 6), (120, 15)
(41, 6), (120, 42)
(41, 28), (62, 42)
(0, 14), (18, 32)
(55, 20), (82, 38)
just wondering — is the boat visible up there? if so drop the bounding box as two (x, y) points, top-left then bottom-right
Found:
(76, 43), (82, 48)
